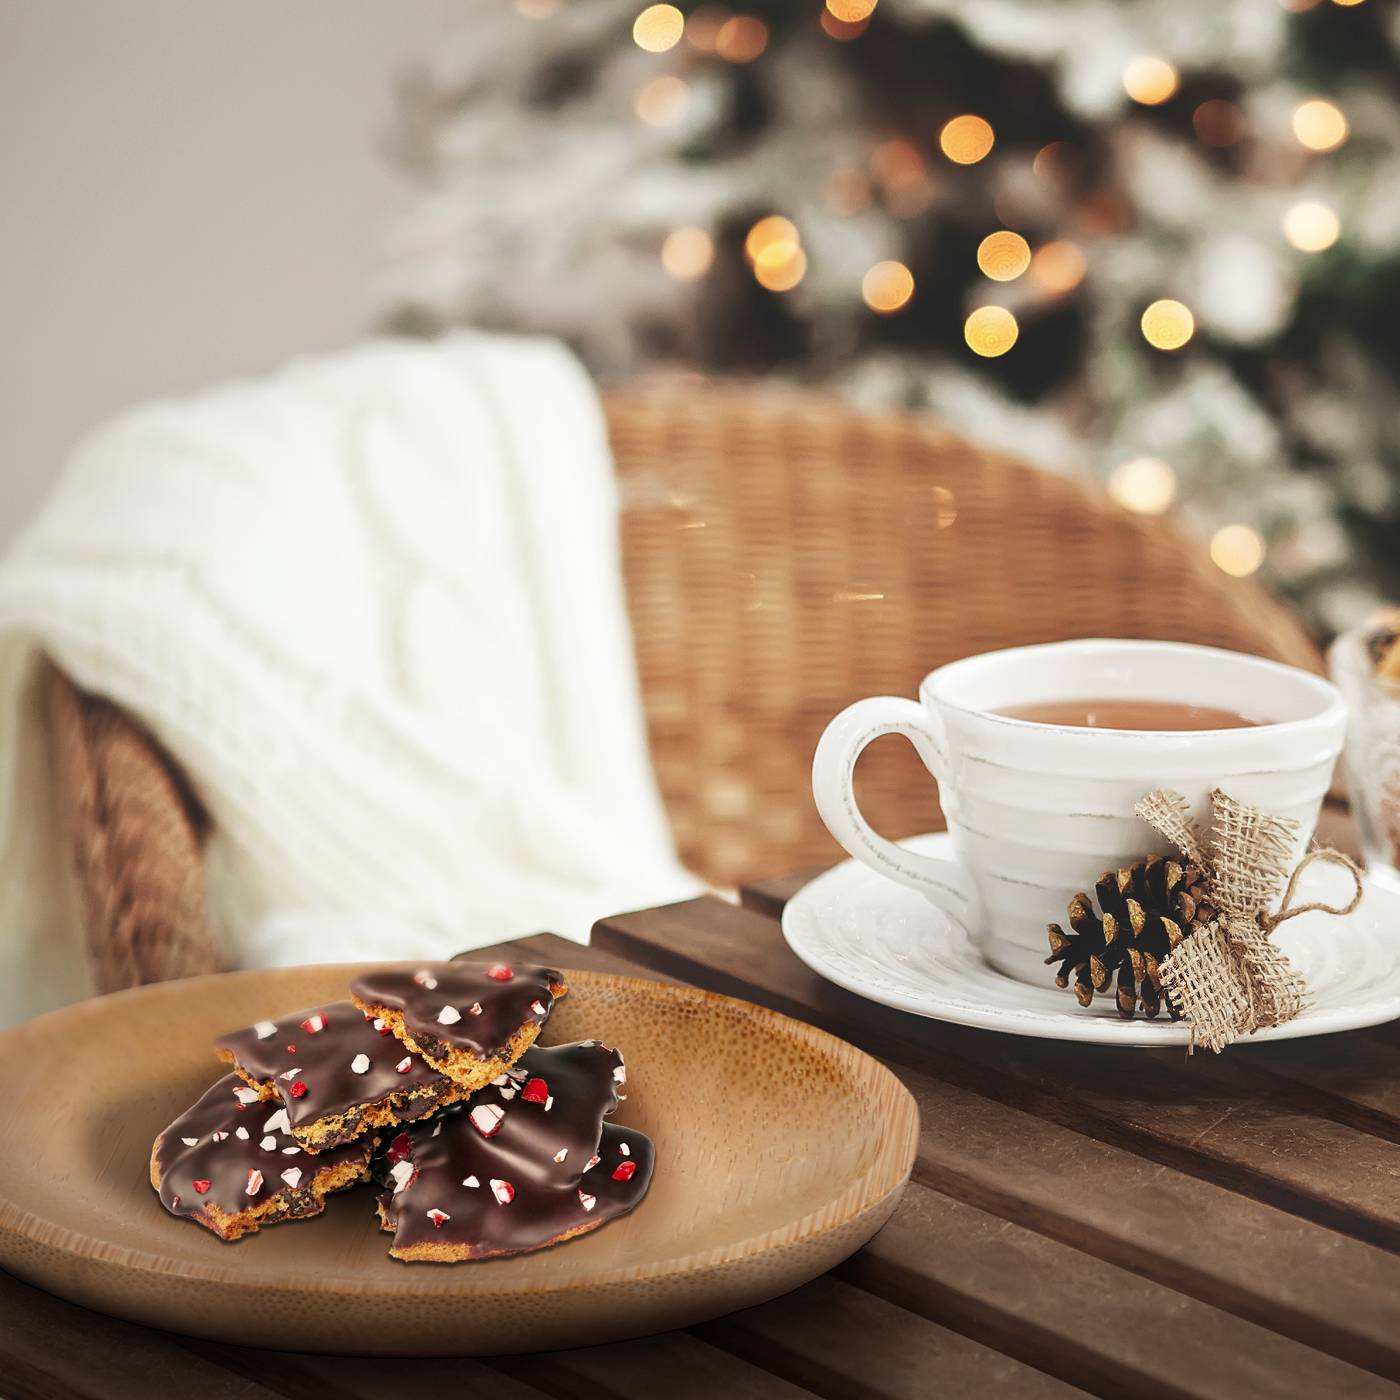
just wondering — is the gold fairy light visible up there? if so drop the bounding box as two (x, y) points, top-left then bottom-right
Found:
(745, 215), (799, 264)
(976, 231), (1031, 282)
(686, 5), (727, 50)
(964, 306), (1019, 357)
(1210, 524), (1266, 577)
(871, 139), (925, 190)
(1108, 457), (1178, 515)
(661, 227), (714, 280)
(1029, 240), (1086, 295)
(634, 75), (690, 125)
(939, 115), (995, 165)
(633, 4), (685, 52)
(1122, 56), (1179, 106)
(862, 260), (915, 313)
(824, 167), (873, 214)
(1283, 201), (1340, 252)
(753, 244), (807, 292)
(826, 0), (877, 18)
(821, 10), (869, 38)
(1140, 299), (1194, 350)
(715, 15), (768, 61)
(1192, 100), (1244, 148)
(1292, 99), (1348, 152)
(1331, 0), (1365, 8)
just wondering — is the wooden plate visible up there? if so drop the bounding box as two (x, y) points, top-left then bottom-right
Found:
(0, 965), (917, 1355)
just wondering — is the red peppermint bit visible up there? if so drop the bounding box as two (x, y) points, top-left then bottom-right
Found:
(386, 1132), (413, 1165)
(578, 1189), (597, 1212)
(286, 1044), (296, 1053)
(245, 1168), (264, 1196)
(612, 1160), (637, 1182)
(396, 1056), (412, 1073)
(529, 999), (546, 1016)
(490, 1178), (515, 1205)
(521, 1077), (549, 1104)
(299, 1013), (327, 1034)
(427, 1207), (451, 1228)
(289, 1080), (309, 1098)
(192, 1178), (211, 1194)
(487, 964), (514, 981)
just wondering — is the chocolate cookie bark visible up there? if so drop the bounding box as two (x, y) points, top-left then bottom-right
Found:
(374, 1040), (653, 1262)
(350, 962), (566, 1092)
(215, 1000), (470, 1152)
(151, 1074), (371, 1240)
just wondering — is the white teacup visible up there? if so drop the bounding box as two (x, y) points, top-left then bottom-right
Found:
(812, 639), (1347, 984)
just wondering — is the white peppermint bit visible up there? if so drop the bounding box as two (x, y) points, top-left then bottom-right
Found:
(235, 1126), (250, 1140)
(396, 1056), (412, 1073)
(245, 1168), (264, 1196)
(499, 1085), (517, 1101)
(413, 970), (439, 989)
(470, 1103), (505, 1138)
(281, 1167), (302, 1189)
(260, 1135), (278, 1151)
(181, 1136), (198, 1147)
(620, 1142), (631, 1157)
(544, 1096), (554, 1112)
(427, 1207), (451, 1228)
(437, 1005), (462, 1025)
(468, 1002), (482, 1016)
(462, 1175), (480, 1188)
(211, 1130), (229, 1142)
(578, 1190), (597, 1212)
(583, 1154), (599, 1172)
(263, 1108), (291, 1135)
(253, 1020), (278, 1040)
(553, 1148), (568, 1164)
(490, 1178), (514, 1205)
(282, 1146), (301, 1155)
(389, 1159), (415, 1195)
(233, 1085), (260, 1104)
(492, 1073), (511, 1087)
(530, 1000), (546, 1016)
(278, 1067), (302, 1081)
(613, 1064), (627, 1085)
(350, 1053), (370, 1074)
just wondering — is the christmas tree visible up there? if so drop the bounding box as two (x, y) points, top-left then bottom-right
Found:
(383, 0), (1400, 630)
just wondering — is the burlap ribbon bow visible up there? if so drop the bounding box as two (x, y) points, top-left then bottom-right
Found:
(1136, 788), (1363, 1053)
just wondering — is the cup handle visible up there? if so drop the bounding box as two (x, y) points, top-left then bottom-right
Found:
(812, 696), (984, 933)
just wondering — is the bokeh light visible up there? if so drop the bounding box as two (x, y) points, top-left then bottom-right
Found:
(633, 4), (685, 52)
(861, 260), (915, 313)
(823, 167), (873, 214)
(1029, 240), (1086, 295)
(745, 215), (799, 264)
(1331, 0), (1366, 8)
(1210, 524), (1266, 577)
(685, 6), (727, 50)
(939, 115), (995, 165)
(753, 244), (807, 291)
(826, 0), (878, 20)
(661, 227), (714, 280)
(1122, 56), (1179, 106)
(634, 75), (690, 126)
(821, 10), (869, 39)
(1108, 457), (1178, 515)
(964, 306), (1019, 356)
(1192, 100), (1245, 148)
(976, 231), (1031, 281)
(1283, 201), (1340, 251)
(715, 14), (768, 61)
(1292, 99), (1348, 152)
(1140, 299), (1194, 350)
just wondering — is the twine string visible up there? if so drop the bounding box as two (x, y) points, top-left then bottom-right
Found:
(1260, 848), (1365, 932)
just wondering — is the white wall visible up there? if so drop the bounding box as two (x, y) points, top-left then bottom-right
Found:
(0, 0), (464, 544)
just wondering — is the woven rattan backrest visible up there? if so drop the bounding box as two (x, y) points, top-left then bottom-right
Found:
(605, 380), (1321, 889)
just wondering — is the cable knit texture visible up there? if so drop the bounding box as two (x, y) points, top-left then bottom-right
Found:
(0, 334), (701, 1026)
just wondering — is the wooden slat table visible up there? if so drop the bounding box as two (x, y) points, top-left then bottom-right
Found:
(6, 863), (1400, 1399)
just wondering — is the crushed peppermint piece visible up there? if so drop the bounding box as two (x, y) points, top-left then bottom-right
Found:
(235, 1126), (250, 1141)
(432, 1121), (444, 1136)
(522, 1077), (549, 1104)
(620, 1142), (631, 1157)
(437, 1005), (462, 1025)
(613, 1064), (627, 1085)
(278, 1067), (302, 1081)
(299, 1013), (328, 1034)
(530, 1000), (546, 1016)
(487, 964), (514, 981)
(232, 1085), (260, 1104)
(211, 1130), (229, 1142)
(253, 1020), (277, 1040)
(552, 1148), (569, 1164)
(374, 1018), (391, 1036)
(263, 1108), (291, 1135)
(289, 1081), (309, 1098)
(413, 970), (439, 989)
(470, 1103), (505, 1138)
(492, 1073), (511, 1087)
(499, 1085), (517, 1100)
(281, 1167), (302, 1188)
(386, 1133), (413, 1165)
(192, 1178), (210, 1194)
(181, 1136), (199, 1147)
(612, 1160), (637, 1182)
(171, 1195), (181, 1209)
(490, 1178), (515, 1204)
(544, 1096), (554, 1111)
(350, 1053), (370, 1074)
(583, 1154), (600, 1172)
(282, 1146), (301, 1155)
(462, 1174), (480, 1188)
(427, 1207), (451, 1228)
(286, 1044), (296, 1053)
(395, 1056), (412, 1073)
(578, 1189), (597, 1212)
(389, 1159), (416, 1195)
(260, 1135), (278, 1151)
(245, 1168), (264, 1196)
(468, 1001), (483, 1015)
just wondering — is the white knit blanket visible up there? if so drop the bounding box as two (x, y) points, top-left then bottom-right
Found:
(0, 334), (701, 1026)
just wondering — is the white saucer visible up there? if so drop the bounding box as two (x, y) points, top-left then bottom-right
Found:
(782, 832), (1400, 1045)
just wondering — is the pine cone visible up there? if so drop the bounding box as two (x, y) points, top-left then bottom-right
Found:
(1045, 855), (1215, 1019)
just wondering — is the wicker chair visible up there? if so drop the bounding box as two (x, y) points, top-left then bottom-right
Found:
(47, 380), (1321, 993)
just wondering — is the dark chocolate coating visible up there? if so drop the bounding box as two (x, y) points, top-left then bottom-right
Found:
(378, 1042), (653, 1259)
(351, 962), (564, 1062)
(214, 1000), (457, 1136)
(153, 1074), (370, 1224)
